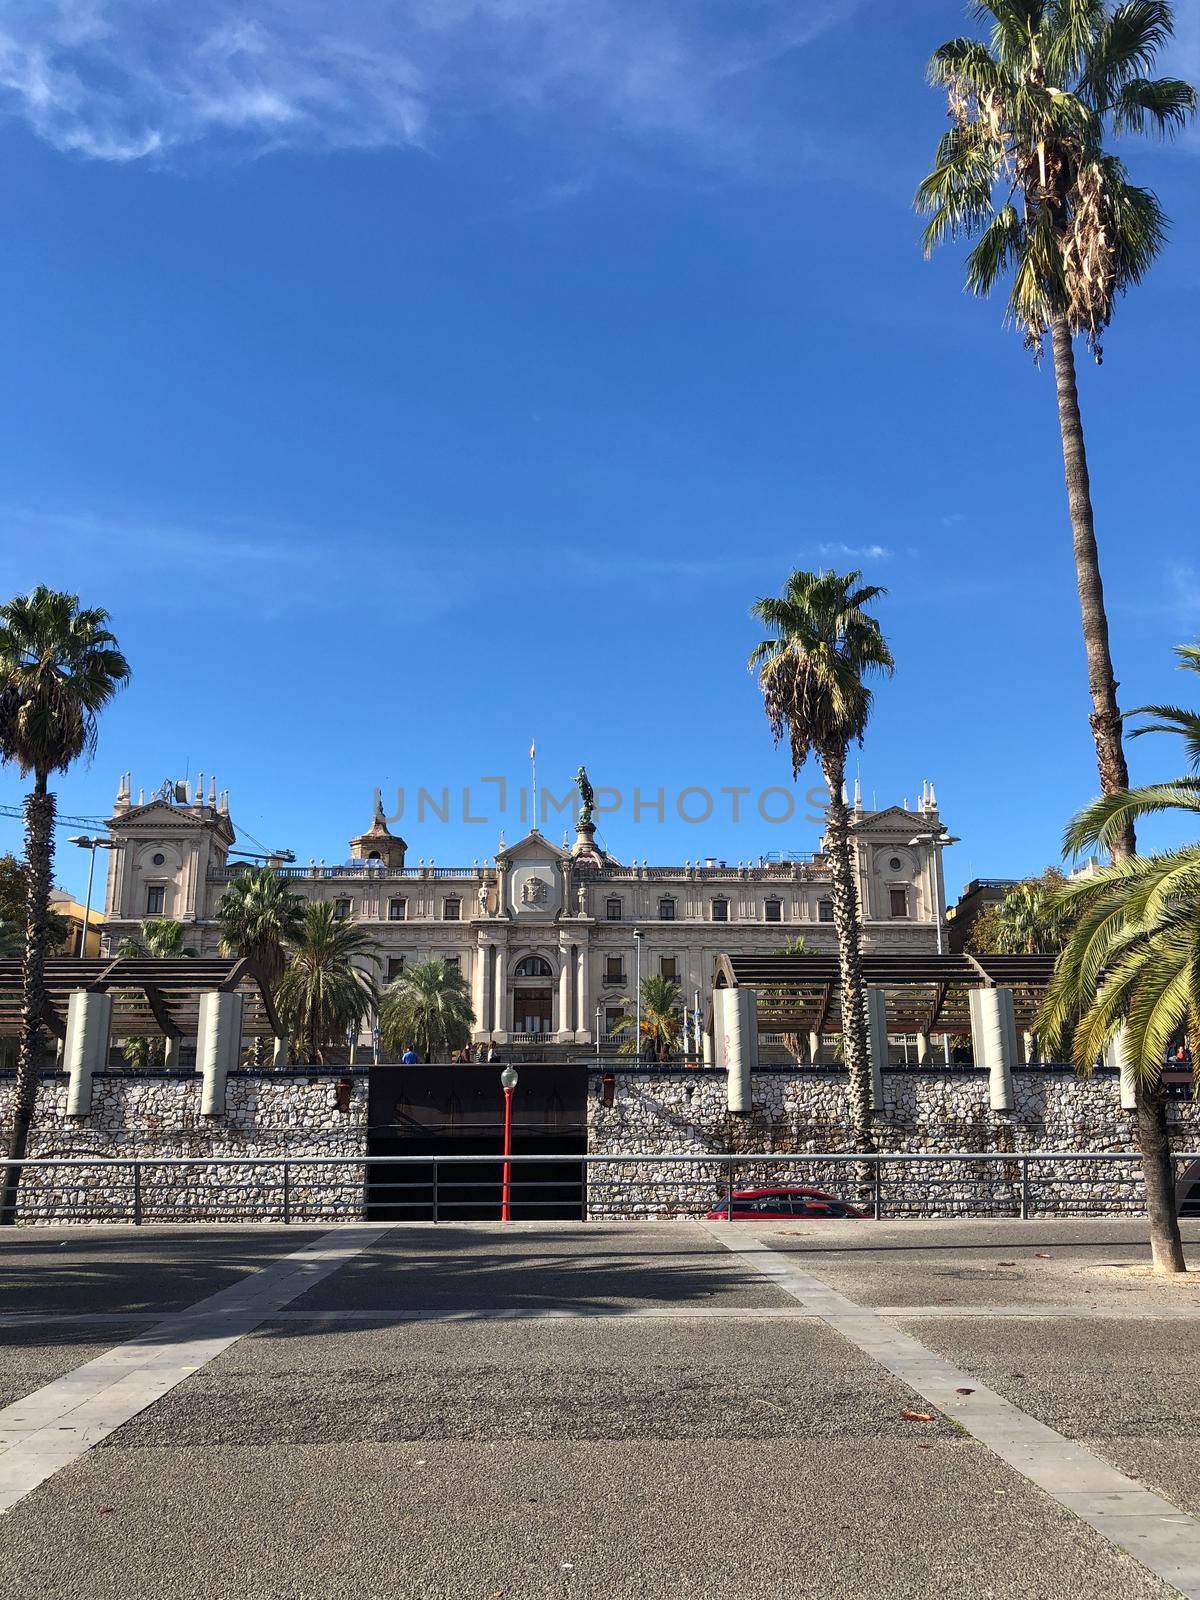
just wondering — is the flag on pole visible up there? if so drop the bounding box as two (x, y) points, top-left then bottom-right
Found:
(529, 738), (536, 760)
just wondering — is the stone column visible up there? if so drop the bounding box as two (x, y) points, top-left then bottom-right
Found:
(914, 1031), (930, 1067)
(197, 991), (243, 1116)
(557, 946), (572, 1041)
(64, 990), (112, 1117)
(471, 945), (487, 1039)
(492, 942), (509, 1036)
(577, 944), (591, 1041)
(808, 1030), (822, 1066)
(1022, 1029), (1038, 1066)
(272, 1035), (290, 1069)
(968, 986), (1017, 1112)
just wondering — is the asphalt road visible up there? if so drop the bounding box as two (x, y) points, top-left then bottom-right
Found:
(1, 1218), (1197, 1600)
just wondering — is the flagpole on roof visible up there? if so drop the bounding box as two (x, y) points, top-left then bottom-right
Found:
(529, 738), (537, 829)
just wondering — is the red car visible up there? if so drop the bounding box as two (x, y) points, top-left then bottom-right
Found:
(706, 1186), (865, 1220)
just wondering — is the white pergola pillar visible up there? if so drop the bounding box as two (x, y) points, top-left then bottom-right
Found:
(272, 1034), (290, 1070)
(915, 1031), (930, 1067)
(714, 987), (758, 1114)
(1104, 1026), (1137, 1110)
(808, 1030), (821, 1067)
(64, 990), (112, 1117)
(701, 1025), (713, 1065)
(969, 986), (1017, 1112)
(197, 991), (243, 1116)
(864, 988), (887, 1111)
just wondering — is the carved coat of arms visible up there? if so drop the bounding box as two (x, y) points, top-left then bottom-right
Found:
(521, 875), (550, 906)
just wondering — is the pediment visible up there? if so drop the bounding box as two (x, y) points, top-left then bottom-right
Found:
(851, 807), (932, 833)
(497, 830), (568, 864)
(110, 801), (234, 841)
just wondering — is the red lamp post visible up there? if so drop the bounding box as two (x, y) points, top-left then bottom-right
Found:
(500, 1064), (518, 1222)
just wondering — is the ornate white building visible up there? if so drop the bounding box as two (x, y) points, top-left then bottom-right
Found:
(99, 771), (951, 1045)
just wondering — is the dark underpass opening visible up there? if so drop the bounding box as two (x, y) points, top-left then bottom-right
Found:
(367, 1063), (588, 1221)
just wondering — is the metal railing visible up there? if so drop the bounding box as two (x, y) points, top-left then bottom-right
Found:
(1, 1151), (1195, 1226)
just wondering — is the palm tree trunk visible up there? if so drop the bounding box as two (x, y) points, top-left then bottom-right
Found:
(1136, 1084), (1186, 1275)
(1, 778), (55, 1226)
(1050, 316), (1135, 864)
(820, 752), (873, 1153)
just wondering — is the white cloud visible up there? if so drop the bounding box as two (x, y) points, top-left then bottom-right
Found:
(0, 0), (856, 166)
(815, 541), (891, 562)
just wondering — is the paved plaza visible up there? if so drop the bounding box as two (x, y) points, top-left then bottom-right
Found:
(2, 1218), (1200, 1599)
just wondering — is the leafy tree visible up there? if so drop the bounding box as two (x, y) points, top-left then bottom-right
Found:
(968, 868), (1073, 954)
(380, 957), (474, 1061)
(0, 586), (130, 1225)
(916, 1), (1195, 860)
(275, 902), (379, 1065)
(1040, 646), (1200, 1273)
(115, 919), (191, 1067)
(750, 570), (894, 1149)
(0, 854), (68, 953)
(614, 974), (683, 1058)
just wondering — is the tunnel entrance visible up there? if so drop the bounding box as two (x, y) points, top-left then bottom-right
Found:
(367, 1063), (588, 1221)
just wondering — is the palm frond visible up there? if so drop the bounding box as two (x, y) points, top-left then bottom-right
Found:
(1062, 781), (1200, 854)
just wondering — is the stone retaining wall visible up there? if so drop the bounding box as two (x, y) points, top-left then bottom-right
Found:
(4, 1065), (1197, 1223)
(0, 1071), (369, 1224)
(585, 1068), (1200, 1217)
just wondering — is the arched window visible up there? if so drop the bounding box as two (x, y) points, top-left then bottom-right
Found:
(514, 955), (553, 978)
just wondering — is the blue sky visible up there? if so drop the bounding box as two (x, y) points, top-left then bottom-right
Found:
(1, 0), (1197, 904)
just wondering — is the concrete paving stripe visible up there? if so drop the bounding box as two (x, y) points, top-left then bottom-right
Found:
(702, 1223), (1200, 1600)
(0, 1225), (386, 1513)
(0, 1305), (820, 1329)
(875, 1304), (1200, 1322)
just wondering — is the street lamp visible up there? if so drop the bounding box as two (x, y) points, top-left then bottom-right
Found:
(67, 836), (122, 957)
(633, 928), (643, 1062)
(909, 829), (960, 1067)
(595, 1002), (602, 1059)
(500, 1064), (518, 1221)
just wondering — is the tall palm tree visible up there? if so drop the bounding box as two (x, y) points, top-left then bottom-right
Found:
(749, 571), (894, 1148)
(614, 974), (683, 1059)
(216, 867), (305, 1063)
(916, 1), (1195, 862)
(275, 902), (378, 1065)
(0, 586), (130, 1225)
(380, 957), (474, 1062)
(1040, 652), (1200, 1274)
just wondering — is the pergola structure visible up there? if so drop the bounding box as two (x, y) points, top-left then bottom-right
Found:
(0, 957), (283, 1042)
(712, 951), (1059, 1040)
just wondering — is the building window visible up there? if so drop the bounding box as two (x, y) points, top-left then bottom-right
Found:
(515, 955), (553, 978)
(818, 899), (834, 923)
(604, 955), (625, 984)
(604, 1006), (623, 1035)
(388, 898), (407, 921)
(660, 956), (679, 982)
(443, 898), (461, 921)
(151, 853), (166, 867)
(711, 898), (729, 923)
(387, 957), (406, 982)
(889, 887), (909, 919)
(333, 898), (352, 921)
(606, 898), (623, 922)
(658, 897), (676, 921)
(145, 885), (165, 915)
(444, 955), (460, 971)
(764, 898), (782, 923)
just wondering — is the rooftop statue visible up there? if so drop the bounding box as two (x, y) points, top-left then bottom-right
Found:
(575, 764), (595, 827)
